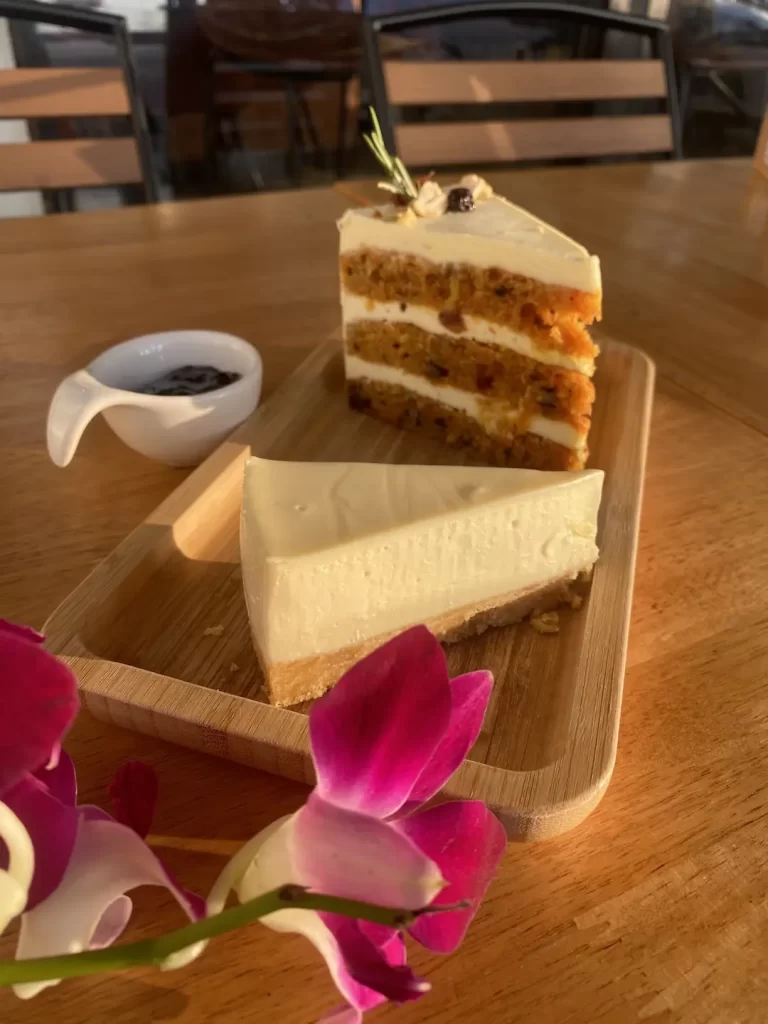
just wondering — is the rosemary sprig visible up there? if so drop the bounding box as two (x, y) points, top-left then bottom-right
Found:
(363, 107), (418, 201)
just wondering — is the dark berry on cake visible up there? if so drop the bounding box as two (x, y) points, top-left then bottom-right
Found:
(446, 187), (474, 213)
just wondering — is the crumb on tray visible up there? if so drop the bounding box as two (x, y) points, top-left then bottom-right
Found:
(203, 625), (225, 637)
(229, 662), (240, 673)
(531, 611), (560, 635)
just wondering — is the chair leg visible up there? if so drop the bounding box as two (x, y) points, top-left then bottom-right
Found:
(296, 85), (322, 168)
(229, 114), (266, 191)
(120, 184), (146, 206)
(336, 78), (349, 179)
(677, 65), (692, 146)
(285, 82), (304, 184)
(45, 190), (76, 214)
(709, 71), (752, 119)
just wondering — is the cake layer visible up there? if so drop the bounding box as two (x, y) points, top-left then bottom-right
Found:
(345, 354), (587, 452)
(338, 195), (601, 293)
(348, 378), (587, 470)
(241, 458), (603, 674)
(341, 292), (595, 375)
(340, 248), (600, 361)
(345, 320), (594, 434)
(263, 575), (585, 707)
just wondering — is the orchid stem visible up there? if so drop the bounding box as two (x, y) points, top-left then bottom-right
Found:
(0, 886), (465, 987)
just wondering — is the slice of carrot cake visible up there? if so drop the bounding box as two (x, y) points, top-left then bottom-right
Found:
(338, 124), (601, 470)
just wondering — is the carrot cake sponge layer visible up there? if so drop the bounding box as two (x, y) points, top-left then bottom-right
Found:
(338, 173), (602, 470)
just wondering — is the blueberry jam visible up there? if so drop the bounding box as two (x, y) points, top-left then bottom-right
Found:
(135, 365), (242, 397)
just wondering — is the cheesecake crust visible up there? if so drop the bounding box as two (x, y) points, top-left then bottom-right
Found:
(262, 573), (589, 707)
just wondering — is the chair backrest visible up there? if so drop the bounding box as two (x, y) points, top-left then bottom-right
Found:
(0, 0), (158, 201)
(363, 1), (682, 167)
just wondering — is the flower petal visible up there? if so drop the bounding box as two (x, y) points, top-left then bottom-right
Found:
(0, 625), (78, 794)
(262, 907), (382, 1019)
(401, 670), (494, 813)
(33, 750), (77, 806)
(256, 903), (425, 1024)
(209, 815), (292, 913)
(90, 895), (132, 947)
(108, 761), (158, 839)
(310, 626), (452, 818)
(357, 920), (397, 948)
(292, 792), (445, 909)
(1, 772), (79, 911)
(232, 828), (387, 1016)
(0, 801), (34, 933)
(320, 914), (428, 1004)
(397, 800), (506, 953)
(0, 620), (44, 645)
(227, 808), (431, 1024)
(14, 815), (205, 998)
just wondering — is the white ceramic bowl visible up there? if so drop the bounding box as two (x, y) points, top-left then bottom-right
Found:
(47, 330), (262, 468)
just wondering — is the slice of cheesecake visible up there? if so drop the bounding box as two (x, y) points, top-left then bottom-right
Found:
(241, 457), (604, 707)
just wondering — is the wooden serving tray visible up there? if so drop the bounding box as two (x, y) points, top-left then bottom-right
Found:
(45, 338), (654, 841)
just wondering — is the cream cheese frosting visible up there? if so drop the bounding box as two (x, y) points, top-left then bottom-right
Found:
(344, 353), (587, 450)
(338, 193), (601, 294)
(241, 457), (603, 665)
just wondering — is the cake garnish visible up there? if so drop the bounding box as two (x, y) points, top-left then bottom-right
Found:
(363, 107), (419, 203)
(363, 107), (495, 222)
(459, 174), (494, 202)
(446, 187), (474, 213)
(412, 180), (448, 219)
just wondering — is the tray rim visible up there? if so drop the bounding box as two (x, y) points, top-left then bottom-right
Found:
(44, 337), (655, 841)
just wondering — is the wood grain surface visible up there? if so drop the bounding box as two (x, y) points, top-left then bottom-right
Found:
(0, 68), (131, 117)
(43, 338), (653, 841)
(395, 115), (674, 166)
(383, 59), (668, 104)
(0, 138), (143, 192)
(2, 159), (768, 1023)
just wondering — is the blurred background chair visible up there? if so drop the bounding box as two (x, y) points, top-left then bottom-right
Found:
(363, 0), (682, 170)
(669, 0), (768, 152)
(0, 0), (158, 212)
(200, 0), (361, 186)
(0, 0), (763, 216)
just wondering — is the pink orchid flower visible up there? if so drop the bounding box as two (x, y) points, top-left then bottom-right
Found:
(0, 620), (205, 998)
(207, 625), (507, 1024)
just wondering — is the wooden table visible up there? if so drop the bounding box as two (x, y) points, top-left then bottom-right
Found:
(2, 158), (768, 1024)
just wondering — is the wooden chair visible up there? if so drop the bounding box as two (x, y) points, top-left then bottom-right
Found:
(0, 0), (158, 204)
(363, 1), (682, 168)
(199, 0), (362, 184)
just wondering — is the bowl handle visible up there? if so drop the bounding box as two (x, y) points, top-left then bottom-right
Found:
(46, 370), (123, 467)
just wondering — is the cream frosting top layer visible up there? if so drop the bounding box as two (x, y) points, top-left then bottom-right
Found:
(241, 457), (603, 662)
(338, 194), (602, 294)
(245, 457), (602, 556)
